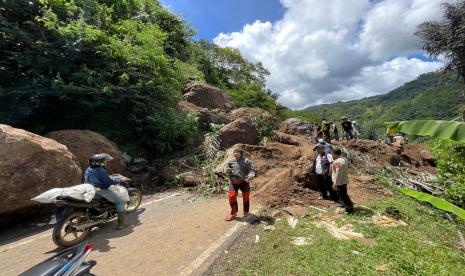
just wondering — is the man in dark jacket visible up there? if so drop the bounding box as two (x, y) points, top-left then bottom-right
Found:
(84, 153), (127, 230)
(224, 148), (255, 221)
(341, 116), (354, 140)
(311, 144), (338, 201)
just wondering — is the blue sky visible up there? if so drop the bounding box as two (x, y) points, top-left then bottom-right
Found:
(160, 0), (285, 40)
(161, 0), (446, 108)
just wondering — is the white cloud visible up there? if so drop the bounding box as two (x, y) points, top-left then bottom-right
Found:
(214, 0), (449, 109)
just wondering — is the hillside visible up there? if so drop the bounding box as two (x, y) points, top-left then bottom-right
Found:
(304, 72), (465, 138)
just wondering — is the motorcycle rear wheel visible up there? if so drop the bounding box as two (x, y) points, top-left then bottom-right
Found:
(126, 191), (142, 213)
(53, 212), (91, 247)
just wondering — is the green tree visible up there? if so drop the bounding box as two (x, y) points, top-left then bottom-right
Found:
(0, 0), (198, 156)
(416, 1), (465, 82)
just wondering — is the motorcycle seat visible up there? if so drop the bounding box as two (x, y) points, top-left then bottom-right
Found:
(55, 195), (105, 202)
(56, 196), (87, 202)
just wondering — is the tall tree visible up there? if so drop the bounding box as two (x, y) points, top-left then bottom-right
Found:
(416, 1), (465, 119)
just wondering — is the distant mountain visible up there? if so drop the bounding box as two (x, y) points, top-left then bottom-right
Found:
(304, 72), (465, 138)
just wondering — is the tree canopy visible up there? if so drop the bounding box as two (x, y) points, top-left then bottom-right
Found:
(0, 0), (283, 157)
(416, 1), (465, 81)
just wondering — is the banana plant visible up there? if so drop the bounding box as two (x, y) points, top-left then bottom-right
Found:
(400, 188), (465, 220)
(386, 120), (465, 142)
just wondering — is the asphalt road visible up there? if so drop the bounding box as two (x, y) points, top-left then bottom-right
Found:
(0, 192), (250, 276)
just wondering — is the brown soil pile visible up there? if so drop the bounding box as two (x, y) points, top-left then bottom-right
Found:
(241, 137), (436, 209)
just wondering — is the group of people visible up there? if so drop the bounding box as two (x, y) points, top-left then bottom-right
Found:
(311, 117), (361, 144)
(222, 141), (354, 221)
(310, 140), (354, 214)
(86, 145), (354, 227)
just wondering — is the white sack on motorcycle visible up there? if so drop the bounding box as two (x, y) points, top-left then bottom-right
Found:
(31, 184), (97, 203)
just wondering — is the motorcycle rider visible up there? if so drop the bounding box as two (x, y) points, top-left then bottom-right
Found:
(84, 153), (128, 230)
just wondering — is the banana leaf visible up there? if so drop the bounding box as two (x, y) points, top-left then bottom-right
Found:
(385, 120), (465, 142)
(399, 188), (465, 220)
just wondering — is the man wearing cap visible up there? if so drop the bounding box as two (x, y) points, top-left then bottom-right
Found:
(317, 138), (333, 154)
(224, 147), (255, 221)
(311, 143), (338, 201)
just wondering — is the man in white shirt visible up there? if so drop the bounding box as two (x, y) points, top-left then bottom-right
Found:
(311, 144), (338, 200)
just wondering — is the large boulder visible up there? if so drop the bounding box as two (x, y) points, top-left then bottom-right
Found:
(182, 81), (235, 111)
(420, 150), (436, 166)
(198, 110), (231, 130)
(230, 107), (270, 121)
(279, 118), (312, 136)
(0, 125), (82, 223)
(46, 130), (127, 173)
(178, 102), (231, 130)
(219, 118), (259, 149)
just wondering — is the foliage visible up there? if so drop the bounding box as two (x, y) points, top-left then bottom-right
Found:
(0, 0), (203, 156)
(430, 139), (465, 208)
(416, 1), (465, 81)
(251, 114), (279, 145)
(304, 72), (465, 138)
(229, 83), (279, 114)
(203, 123), (224, 161)
(386, 120), (465, 142)
(191, 40), (269, 90)
(399, 188), (465, 219)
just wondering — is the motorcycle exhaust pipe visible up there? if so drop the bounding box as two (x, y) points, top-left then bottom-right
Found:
(73, 219), (109, 231)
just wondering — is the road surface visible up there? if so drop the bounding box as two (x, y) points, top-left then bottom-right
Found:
(0, 192), (252, 275)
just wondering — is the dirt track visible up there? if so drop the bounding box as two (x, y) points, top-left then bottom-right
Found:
(0, 192), (253, 276)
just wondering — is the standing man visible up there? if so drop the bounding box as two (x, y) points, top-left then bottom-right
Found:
(322, 120), (331, 143)
(311, 144), (338, 201)
(224, 148), (255, 221)
(331, 147), (354, 214)
(352, 121), (361, 139)
(331, 121), (340, 141)
(341, 117), (354, 140)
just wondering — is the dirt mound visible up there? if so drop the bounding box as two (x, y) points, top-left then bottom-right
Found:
(0, 125), (82, 224)
(182, 81), (234, 111)
(215, 138), (320, 208)
(46, 129), (127, 173)
(232, 138), (434, 209)
(338, 139), (436, 172)
(402, 144), (435, 167)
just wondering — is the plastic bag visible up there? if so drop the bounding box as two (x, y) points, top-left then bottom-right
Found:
(31, 184), (97, 203)
(109, 185), (130, 202)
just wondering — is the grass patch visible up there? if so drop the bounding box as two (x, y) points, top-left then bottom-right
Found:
(217, 196), (465, 275)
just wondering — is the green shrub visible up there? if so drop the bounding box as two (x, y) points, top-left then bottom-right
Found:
(430, 139), (465, 208)
(251, 114), (279, 145)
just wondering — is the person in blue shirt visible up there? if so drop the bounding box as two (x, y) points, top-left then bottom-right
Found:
(84, 153), (127, 230)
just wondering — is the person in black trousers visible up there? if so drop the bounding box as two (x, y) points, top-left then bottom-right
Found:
(311, 144), (338, 201)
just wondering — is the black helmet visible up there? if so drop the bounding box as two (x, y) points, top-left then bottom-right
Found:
(89, 153), (113, 167)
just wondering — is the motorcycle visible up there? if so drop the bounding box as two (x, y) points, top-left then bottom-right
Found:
(20, 242), (96, 276)
(52, 177), (142, 247)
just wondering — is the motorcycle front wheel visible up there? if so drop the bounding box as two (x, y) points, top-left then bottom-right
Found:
(53, 212), (91, 247)
(126, 191), (142, 213)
